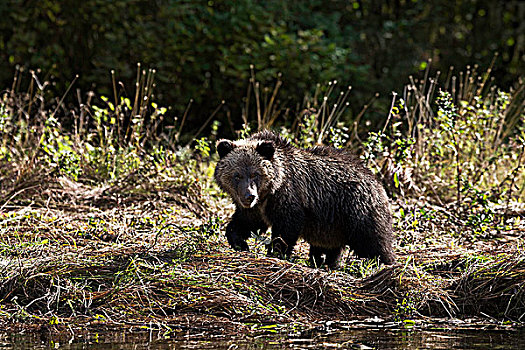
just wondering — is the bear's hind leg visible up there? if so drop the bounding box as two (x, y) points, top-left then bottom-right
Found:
(308, 246), (325, 268)
(350, 235), (395, 265)
(309, 246), (344, 269)
(324, 247), (344, 269)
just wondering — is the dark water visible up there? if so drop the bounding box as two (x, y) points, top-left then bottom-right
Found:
(1, 328), (524, 349)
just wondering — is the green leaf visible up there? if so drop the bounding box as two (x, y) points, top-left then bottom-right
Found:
(394, 172), (400, 188)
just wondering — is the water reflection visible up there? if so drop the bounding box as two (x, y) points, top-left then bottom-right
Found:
(2, 328), (524, 349)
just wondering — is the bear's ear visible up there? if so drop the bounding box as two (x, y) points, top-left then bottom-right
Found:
(255, 141), (275, 160)
(216, 139), (234, 159)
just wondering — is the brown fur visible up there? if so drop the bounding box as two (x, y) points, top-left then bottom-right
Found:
(214, 130), (395, 267)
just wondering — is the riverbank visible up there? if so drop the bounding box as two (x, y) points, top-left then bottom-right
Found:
(1, 64), (524, 338)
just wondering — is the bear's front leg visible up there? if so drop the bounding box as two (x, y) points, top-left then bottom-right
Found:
(226, 209), (268, 252)
(266, 214), (302, 260)
(225, 221), (249, 251)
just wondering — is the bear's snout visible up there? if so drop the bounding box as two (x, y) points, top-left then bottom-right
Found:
(244, 192), (256, 202)
(239, 185), (259, 208)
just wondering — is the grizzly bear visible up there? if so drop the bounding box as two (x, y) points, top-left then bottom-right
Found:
(214, 130), (395, 267)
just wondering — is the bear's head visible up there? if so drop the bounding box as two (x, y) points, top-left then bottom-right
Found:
(214, 139), (281, 208)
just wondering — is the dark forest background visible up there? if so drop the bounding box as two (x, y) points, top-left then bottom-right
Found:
(1, 0), (523, 135)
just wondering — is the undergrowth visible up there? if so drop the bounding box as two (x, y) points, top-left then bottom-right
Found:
(0, 61), (524, 335)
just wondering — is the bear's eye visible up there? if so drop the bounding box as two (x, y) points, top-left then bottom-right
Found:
(233, 173), (241, 181)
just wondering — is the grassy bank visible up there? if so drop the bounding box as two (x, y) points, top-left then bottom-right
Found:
(0, 64), (524, 336)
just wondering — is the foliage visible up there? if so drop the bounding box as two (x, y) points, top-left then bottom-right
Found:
(357, 62), (525, 236)
(0, 0), (350, 130)
(0, 0), (522, 133)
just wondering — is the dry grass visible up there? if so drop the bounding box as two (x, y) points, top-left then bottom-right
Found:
(0, 173), (523, 336)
